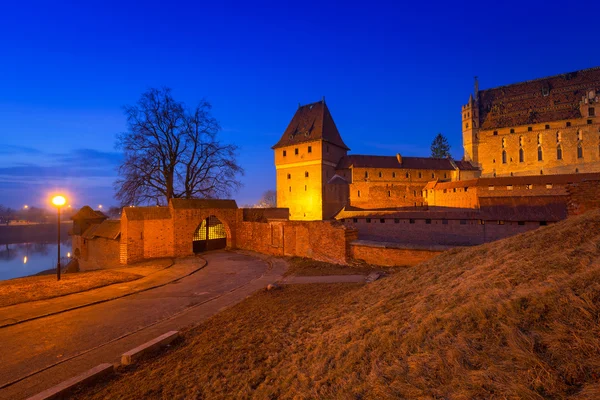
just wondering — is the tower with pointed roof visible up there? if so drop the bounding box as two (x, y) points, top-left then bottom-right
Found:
(462, 92), (480, 166)
(272, 100), (349, 220)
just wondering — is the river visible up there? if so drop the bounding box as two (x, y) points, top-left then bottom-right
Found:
(0, 241), (72, 281)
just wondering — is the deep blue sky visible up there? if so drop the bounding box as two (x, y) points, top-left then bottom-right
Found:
(1, 0), (599, 209)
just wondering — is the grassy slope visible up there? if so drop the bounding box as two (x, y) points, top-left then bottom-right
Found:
(77, 210), (600, 399)
(283, 256), (396, 276)
(0, 270), (143, 307)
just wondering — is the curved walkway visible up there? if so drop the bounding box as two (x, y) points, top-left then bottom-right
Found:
(0, 257), (206, 328)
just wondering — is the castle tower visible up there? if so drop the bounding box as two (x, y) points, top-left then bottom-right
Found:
(272, 100), (349, 220)
(462, 86), (480, 165)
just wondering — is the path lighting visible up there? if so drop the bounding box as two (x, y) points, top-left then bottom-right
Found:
(51, 195), (66, 281)
(23, 205), (29, 210)
(98, 204), (103, 209)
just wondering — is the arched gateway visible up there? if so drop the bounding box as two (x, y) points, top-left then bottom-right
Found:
(192, 215), (227, 253)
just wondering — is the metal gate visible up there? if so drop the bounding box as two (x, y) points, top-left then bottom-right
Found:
(192, 215), (227, 253)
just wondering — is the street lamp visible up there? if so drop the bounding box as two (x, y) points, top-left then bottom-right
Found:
(51, 195), (66, 281)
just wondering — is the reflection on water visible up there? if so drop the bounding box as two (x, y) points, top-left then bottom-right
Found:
(0, 240), (71, 281)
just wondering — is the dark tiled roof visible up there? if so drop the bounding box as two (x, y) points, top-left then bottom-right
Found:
(82, 220), (121, 240)
(478, 66), (600, 130)
(336, 155), (456, 170)
(71, 206), (107, 221)
(123, 207), (171, 220)
(170, 199), (238, 209)
(272, 101), (349, 150)
(454, 160), (478, 171)
(428, 172), (600, 190)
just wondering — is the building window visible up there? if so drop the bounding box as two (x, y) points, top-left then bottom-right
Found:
(304, 185), (307, 191)
(394, 218), (400, 223)
(537, 146), (543, 161)
(537, 133), (542, 145)
(418, 172), (422, 178)
(545, 124), (550, 130)
(502, 137), (506, 148)
(577, 142), (583, 159)
(556, 132), (561, 142)
(466, 123), (469, 129)
(546, 184), (553, 189)
(442, 219), (448, 225)
(289, 186), (291, 192)
(283, 150), (287, 157)
(526, 184), (532, 189)
(444, 173), (447, 178)
(566, 122), (571, 127)
(498, 220), (505, 225)
(425, 219), (431, 224)
(357, 190), (361, 198)
(294, 148), (298, 155)
(380, 218), (385, 223)
(518, 221), (525, 226)
(366, 218), (371, 223)
(519, 148), (524, 163)
(378, 171), (382, 178)
(365, 171), (369, 179)
(405, 172), (409, 178)
(353, 218), (358, 223)
(287, 173), (291, 179)
(409, 219), (415, 224)
(510, 128), (515, 133)
(557, 145), (562, 160)
(528, 126), (532, 131)
(577, 130), (583, 141)
(431, 173), (435, 179)
(588, 120), (593, 125)
(540, 221), (547, 226)
(464, 187), (468, 192)
(305, 171), (309, 178)
(502, 150), (507, 164)
(590, 107), (596, 117)
(453, 188), (456, 193)
(308, 146), (312, 153)
(493, 130), (498, 136)
(413, 190), (417, 196)
(460, 220), (467, 225)
(392, 172), (396, 178)
(387, 190), (391, 197)
(507, 185), (513, 190)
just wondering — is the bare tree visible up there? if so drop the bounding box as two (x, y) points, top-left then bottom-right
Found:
(115, 88), (243, 206)
(256, 190), (277, 208)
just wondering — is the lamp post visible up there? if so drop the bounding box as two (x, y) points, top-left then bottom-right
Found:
(52, 195), (66, 281)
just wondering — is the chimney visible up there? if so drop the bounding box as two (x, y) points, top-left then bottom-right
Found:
(396, 153), (402, 165)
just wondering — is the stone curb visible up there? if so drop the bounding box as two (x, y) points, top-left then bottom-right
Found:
(121, 331), (179, 365)
(0, 258), (207, 329)
(25, 363), (114, 400)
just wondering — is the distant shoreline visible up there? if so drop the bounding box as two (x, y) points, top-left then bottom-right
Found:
(0, 223), (72, 245)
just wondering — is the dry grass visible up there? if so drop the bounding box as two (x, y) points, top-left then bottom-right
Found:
(76, 209), (600, 399)
(0, 270), (143, 308)
(283, 256), (395, 276)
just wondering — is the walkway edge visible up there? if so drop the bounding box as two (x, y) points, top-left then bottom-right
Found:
(25, 363), (114, 400)
(0, 258), (207, 330)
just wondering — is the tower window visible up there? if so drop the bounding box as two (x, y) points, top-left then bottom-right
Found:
(366, 218), (371, 223)
(380, 219), (385, 223)
(283, 150), (287, 157)
(287, 173), (291, 179)
(295, 148), (298, 155)
(538, 146), (543, 161)
(556, 132), (561, 142)
(588, 120), (593, 125)
(466, 123), (469, 129)
(566, 122), (571, 127)
(577, 142), (583, 159)
(305, 185), (307, 191)
(387, 190), (391, 197)
(378, 171), (382, 178)
(589, 107), (595, 117)
(493, 131), (498, 136)
(405, 172), (409, 178)
(289, 186), (291, 192)
(545, 124), (550, 130)
(364, 171), (369, 178)
(577, 130), (582, 141)
(528, 126), (532, 131)
(392, 172), (396, 178)
(431, 173), (435, 179)
(444, 173), (447, 178)
(557, 145), (563, 160)
(357, 190), (361, 198)
(418, 172), (422, 178)
(502, 150), (507, 164)
(510, 128), (515, 133)
(308, 146), (312, 153)
(305, 171), (309, 178)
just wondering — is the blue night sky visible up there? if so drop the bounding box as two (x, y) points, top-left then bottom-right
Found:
(1, 0), (599, 209)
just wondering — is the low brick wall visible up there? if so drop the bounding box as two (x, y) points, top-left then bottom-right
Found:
(350, 240), (447, 267)
(567, 179), (600, 216)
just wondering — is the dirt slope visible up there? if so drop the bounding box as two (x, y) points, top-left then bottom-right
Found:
(78, 209), (600, 399)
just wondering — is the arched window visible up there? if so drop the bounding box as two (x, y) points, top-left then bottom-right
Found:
(502, 150), (507, 164)
(502, 138), (506, 148)
(577, 130), (583, 141)
(537, 146), (543, 161)
(365, 171), (369, 178)
(537, 133), (542, 145)
(577, 142), (583, 159)
(556, 131), (561, 143)
(378, 171), (382, 178)
(519, 148), (524, 163)
(557, 145), (562, 160)
(519, 136), (524, 147)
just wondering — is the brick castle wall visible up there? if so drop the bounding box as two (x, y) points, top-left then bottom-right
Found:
(567, 179), (600, 215)
(350, 242), (443, 267)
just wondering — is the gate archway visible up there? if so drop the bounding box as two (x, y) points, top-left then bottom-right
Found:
(192, 215), (228, 253)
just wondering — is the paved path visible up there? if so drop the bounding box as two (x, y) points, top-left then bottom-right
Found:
(0, 251), (285, 400)
(281, 274), (367, 284)
(0, 258), (204, 328)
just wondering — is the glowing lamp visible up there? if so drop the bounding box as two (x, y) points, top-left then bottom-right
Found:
(52, 196), (66, 207)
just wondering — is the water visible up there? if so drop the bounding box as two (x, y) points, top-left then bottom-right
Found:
(0, 241), (71, 281)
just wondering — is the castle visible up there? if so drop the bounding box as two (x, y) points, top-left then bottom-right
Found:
(274, 67), (600, 220)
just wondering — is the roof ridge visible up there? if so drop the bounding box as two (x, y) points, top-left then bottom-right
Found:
(480, 65), (600, 92)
